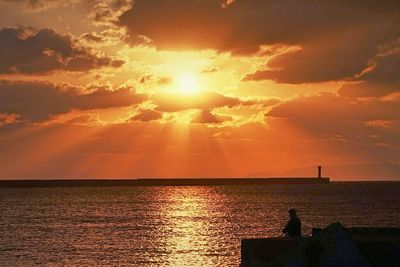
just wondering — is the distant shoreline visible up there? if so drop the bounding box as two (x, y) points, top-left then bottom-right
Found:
(0, 177), (329, 188)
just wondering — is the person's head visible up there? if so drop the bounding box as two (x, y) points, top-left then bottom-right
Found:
(288, 208), (297, 218)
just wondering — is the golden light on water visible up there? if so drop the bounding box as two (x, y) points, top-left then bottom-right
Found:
(161, 187), (220, 266)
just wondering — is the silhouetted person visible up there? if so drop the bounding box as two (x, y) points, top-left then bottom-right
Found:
(282, 208), (301, 237)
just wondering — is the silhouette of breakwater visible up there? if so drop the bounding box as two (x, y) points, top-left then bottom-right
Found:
(0, 177), (329, 188)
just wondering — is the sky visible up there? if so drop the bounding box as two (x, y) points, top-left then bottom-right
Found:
(0, 0), (399, 179)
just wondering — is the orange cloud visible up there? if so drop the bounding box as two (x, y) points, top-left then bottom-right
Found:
(152, 91), (276, 112)
(130, 109), (163, 122)
(268, 93), (400, 148)
(0, 80), (146, 122)
(0, 113), (19, 126)
(191, 109), (232, 124)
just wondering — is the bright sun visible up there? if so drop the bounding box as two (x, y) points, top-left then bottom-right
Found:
(178, 73), (200, 94)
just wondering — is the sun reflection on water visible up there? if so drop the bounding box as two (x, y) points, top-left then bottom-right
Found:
(159, 187), (218, 266)
(2, 185), (400, 266)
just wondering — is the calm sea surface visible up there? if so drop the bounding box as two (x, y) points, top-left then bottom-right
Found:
(1, 182), (400, 266)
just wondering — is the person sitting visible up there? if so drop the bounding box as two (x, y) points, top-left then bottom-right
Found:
(282, 208), (302, 237)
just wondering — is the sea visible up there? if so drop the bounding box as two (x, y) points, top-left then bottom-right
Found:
(1, 182), (400, 266)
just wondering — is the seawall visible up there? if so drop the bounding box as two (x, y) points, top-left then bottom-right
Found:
(0, 177), (329, 188)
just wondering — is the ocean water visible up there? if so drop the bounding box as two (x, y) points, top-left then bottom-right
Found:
(1, 182), (400, 266)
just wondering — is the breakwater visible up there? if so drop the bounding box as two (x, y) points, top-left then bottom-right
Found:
(0, 177), (329, 187)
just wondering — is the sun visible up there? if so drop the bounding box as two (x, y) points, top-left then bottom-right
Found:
(178, 73), (200, 94)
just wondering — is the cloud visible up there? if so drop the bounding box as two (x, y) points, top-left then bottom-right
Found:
(147, 91), (277, 125)
(244, 19), (400, 83)
(0, 27), (124, 74)
(0, 0), (69, 11)
(130, 109), (163, 122)
(125, 92), (277, 125)
(0, 113), (19, 126)
(88, 0), (132, 26)
(63, 113), (102, 125)
(362, 51), (400, 83)
(118, 0), (400, 84)
(80, 29), (127, 46)
(121, 0), (331, 52)
(138, 74), (172, 85)
(268, 93), (400, 146)
(0, 80), (147, 122)
(338, 82), (399, 98)
(119, 1), (400, 50)
(191, 109), (232, 124)
(152, 91), (259, 112)
(244, 34), (378, 83)
(338, 46), (400, 97)
(269, 93), (400, 123)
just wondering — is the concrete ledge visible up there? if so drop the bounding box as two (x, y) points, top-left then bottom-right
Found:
(241, 237), (307, 266)
(241, 225), (400, 267)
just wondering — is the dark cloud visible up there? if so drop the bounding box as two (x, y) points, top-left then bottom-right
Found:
(338, 82), (399, 98)
(244, 33), (380, 83)
(130, 109), (163, 122)
(138, 74), (172, 85)
(119, 0), (400, 83)
(362, 52), (400, 83)
(191, 109), (232, 124)
(121, 0), (367, 51)
(0, 80), (147, 122)
(0, 27), (124, 74)
(338, 48), (400, 97)
(1, 0), (59, 10)
(119, 1), (400, 48)
(153, 91), (253, 112)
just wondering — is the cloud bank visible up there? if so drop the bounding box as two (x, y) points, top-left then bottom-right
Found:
(0, 27), (124, 74)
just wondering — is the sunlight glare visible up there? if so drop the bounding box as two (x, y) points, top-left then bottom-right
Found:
(178, 73), (200, 94)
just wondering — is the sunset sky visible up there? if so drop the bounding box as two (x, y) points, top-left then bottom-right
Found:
(0, 0), (399, 179)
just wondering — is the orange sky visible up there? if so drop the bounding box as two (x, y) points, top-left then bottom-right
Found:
(0, 0), (399, 179)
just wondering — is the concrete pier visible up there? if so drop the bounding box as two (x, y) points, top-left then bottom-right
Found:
(241, 223), (400, 266)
